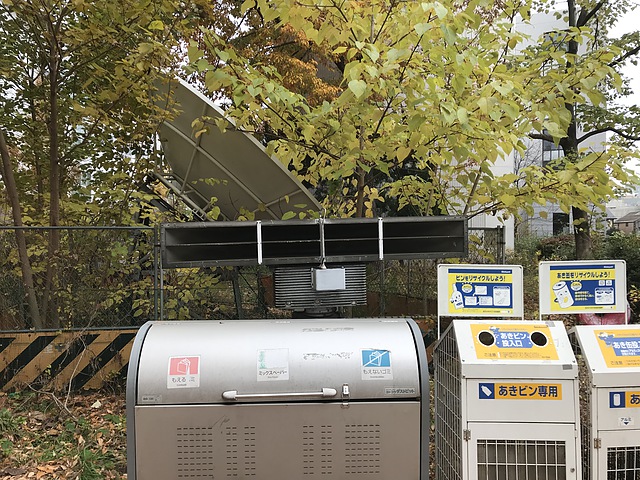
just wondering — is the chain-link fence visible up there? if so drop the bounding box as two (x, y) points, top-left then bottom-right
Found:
(0, 225), (504, 330)
(0, 227), (158, 330)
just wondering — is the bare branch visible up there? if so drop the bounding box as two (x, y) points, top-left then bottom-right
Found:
(609, 43), (640, 68)
(576, 0), (606, 28)
(578, 127), (640, 143)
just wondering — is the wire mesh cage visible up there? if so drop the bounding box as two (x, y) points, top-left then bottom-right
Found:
(434, 320), (582, 480)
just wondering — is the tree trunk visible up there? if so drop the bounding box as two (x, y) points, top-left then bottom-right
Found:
(355, 165), (366, 218)
(564, 0), (592, 260)
(0, 128), (43, 329)
(42, 30), (62, 328)
(355, 127), (366, 218)
(572, 206), (593, 259)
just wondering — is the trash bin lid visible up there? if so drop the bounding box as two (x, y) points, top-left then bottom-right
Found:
(133, 319), (422, 405)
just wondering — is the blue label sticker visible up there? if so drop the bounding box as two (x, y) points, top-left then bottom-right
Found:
(479, 383), (495, 399)
(362, 350), (391, 368)
(610, 391), (626, 408)
(490, 327), (533, 348)
(599, 334), (640, 357)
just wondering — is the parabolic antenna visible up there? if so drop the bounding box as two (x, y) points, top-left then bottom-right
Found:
(154, 78), (321, 220)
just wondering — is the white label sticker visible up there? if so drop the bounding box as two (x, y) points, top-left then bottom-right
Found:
(167, 356), (200, 389)
(385, 387), (416, 396)
(257, 348), (289, 381)
(141, 394), (162, 404)
(619, 417), (635, 427)
(361, 349), (393, 380)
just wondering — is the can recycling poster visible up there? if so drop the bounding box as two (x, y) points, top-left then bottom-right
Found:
(438, 264), (524, 317)
(539, 260), (627, 315)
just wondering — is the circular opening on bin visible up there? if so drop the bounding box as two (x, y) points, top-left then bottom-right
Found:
(478, 331), (495, 346)
(530, 331), (548, 347)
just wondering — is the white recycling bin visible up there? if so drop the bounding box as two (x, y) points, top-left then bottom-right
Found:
(434, 320), (582, 480)
(572, 325), (640, 480)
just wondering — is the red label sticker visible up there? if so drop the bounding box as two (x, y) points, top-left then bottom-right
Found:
(167, 356), (200, 389)
(169, 356), (199, 375)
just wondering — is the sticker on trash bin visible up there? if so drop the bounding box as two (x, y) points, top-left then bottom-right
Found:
(471, 323), (559, 360)
(595, 329), (640, 368)
(609, 391), (640, 408)
(479, 382), (562, 400)
(257, 348), (289, 381)
(361, 349), (393, 380)
(167, 356), (200, 389)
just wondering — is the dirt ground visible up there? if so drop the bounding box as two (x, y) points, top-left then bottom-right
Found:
(0, 390), (126, 479)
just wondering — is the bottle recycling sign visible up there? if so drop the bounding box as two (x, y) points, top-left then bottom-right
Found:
(437, 264), (524, 317)
(539, 260), (627, 315)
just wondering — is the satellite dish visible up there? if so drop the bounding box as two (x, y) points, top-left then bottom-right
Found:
(154, 78), (321, 220)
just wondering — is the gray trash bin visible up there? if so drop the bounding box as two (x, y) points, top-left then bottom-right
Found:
(127, 318), (429, 479)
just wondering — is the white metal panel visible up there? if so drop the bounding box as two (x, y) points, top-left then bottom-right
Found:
(594, 388), (640, 431)
(595, 431), (640, 480)
(467, 423), (580, 480)
(466, 379), (578, 423)
(572, 325), (640, 387)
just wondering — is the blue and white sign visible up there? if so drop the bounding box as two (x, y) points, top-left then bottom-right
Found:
(361, 349), (393, 380)
(437, 264), (524, 318)
(539, 260), (627, 315)
(479, 383), (495, 399)
(611, 391), (626, 408)
(599, 334), (640, 357)
(491, 328), (533, 349)
(610, 391), (640, 408)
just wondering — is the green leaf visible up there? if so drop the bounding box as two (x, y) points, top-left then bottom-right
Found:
(396, 146), (412, 161)
(348, 79), (367, 98)
(500, 193), (516, 207)
(148, 20), (164, 30)
(282, 211), (296, 220)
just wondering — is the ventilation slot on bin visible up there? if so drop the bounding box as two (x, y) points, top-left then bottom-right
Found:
(477, 439), (567, 480)
(176, 427), (215, 478)
(302, 425), (334, 476)
(225, 426), (256, 478)
(606, 446), (640, 480)
(345, 424), (382, 475)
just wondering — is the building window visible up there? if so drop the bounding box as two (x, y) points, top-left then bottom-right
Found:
(542, 137), (564, 168)
(553, 213), (570, 236)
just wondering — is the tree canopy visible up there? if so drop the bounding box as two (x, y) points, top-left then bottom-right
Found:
(188, 0), (639, 249)
(0, 0), (204, 327)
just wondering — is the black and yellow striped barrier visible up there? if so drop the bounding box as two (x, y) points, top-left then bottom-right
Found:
(0, 328), (138, 392)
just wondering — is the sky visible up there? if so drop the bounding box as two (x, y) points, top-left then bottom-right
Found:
(612, 10), (640, 109)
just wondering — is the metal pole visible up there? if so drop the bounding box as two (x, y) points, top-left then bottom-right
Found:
(154, 227), (159, 322)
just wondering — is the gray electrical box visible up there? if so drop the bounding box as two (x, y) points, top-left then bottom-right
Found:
(127, 318), (430, 480)
(312, 268), (346, 291)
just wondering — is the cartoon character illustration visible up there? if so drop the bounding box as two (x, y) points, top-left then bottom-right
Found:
(450, 284), (463, 309)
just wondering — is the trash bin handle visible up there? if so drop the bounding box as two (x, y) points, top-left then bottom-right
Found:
(222, 387), (337, 401)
